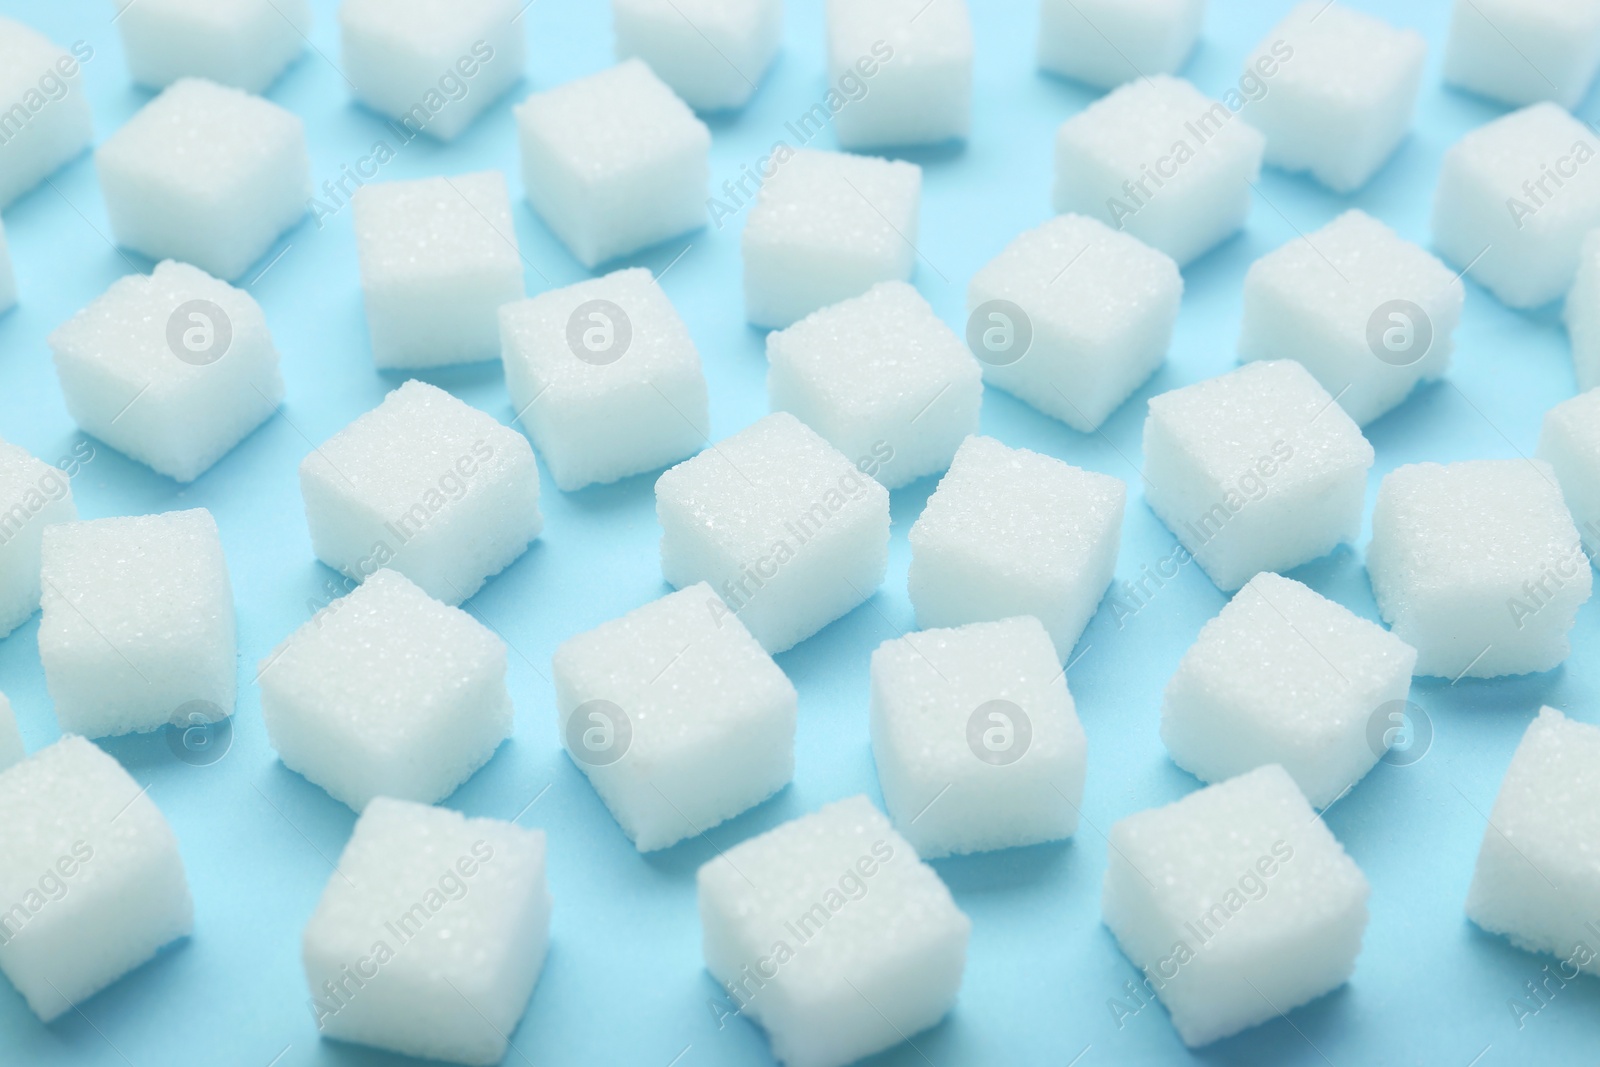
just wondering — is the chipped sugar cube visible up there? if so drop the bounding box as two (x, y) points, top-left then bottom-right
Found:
(1444, 0), (1600, 110)
(826, 0), (971, 148)
(0, 692), (20, 771)
(1038, 0), (1204, 89)
(0, 18), (93, 209)
(612, 0), (782, 112)
(114, 0), (311, 93)
(1540, 387), (1600, 563)
(0, 437), (77, 638)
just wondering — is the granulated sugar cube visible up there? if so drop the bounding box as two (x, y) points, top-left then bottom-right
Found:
(0, 18), (93, 209)
(1540, 388), (1600, 560)
(552, 582), (797, 850)
(517, 59), (709, 268)
(1054, 75), (1265, 267)
(743, 148), (922, 327)
(0, 736), (193, 1021)
(500, 267), (709, 491)
(656, 412), (891, 653)
(260, 569), (512, 811)
(827, 0), (972, 148)
(1444, 0), (1600, 109)
(1566, 230), (1600, 391)
(1240, 210), (1465, 426)
(1162, 572), (1417, 808)
(1143, 360), (1374, 592)
(0, 692), (21, 771)
(766, 281), (980, 488)
(353, 171), (524, 369)
(0, 219), (15, 313)
(115, 0), (311, 93)
(908, 435), (1125, 659)
(698, 795), (970, 1067)
(0, 437), (77, 638)
(48, 260), (285, 482)
(967, 214), (1181, 433)
(1369, 460), (1592, 678)
(613, 0), (782, 112)
(1432, 102), (1600, 309)
(1038, 0), (1204, 89)
(302, 797), (550, 1065)
(1102, 764), (1369, 1047)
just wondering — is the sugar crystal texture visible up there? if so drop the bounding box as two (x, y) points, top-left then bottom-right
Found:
(0, 437), (77, 638)
(0, 219), (15, 313)
(1444, 0), (1600, 109)
(826, 0), (972, 149)
(1540, 387), (1600, 563)
(1038, 0), (1204, 89)
(115, 0), (311, 93)
(0, 18), (94, 209)
(0, 692), (21, 771)
(1566, 230), (1600, 392)
(613, 0), (782, 112)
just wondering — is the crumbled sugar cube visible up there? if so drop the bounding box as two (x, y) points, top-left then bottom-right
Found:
(1431, 102), (1600, 309)
(1143, 360), (1374, 593)
(260, 569), (512, 811)
(826, 0), (972, 149)
(338, 0), (525, 142)
(0, 692), (21, 771)
(0, 437), (77, 638)
(766, 281), (981, 489)
(1054, 75), (1265, 267)
(697, 795), (970, 1067)
(500, 267), (709, 491)
(612, 0), (782, 112)
(299, 381), (541, 605)
(0, 736), (193, 1021)
(1240, 210), (1464, 427)
(0, 18), (93, 209)
(967, 214), (1182, 433)
(1541, 388), (1600, 562)
(552, 582), (797, 851)
(0, 219), (15, 313)
(909, 435), (1125, 660)
(742, 148), (922, 328)
(48, 260), (285, 483)
(114, 0), (311, 93)
(1369, 460), (1592, 678)
(1037, 0), (1204, 89)
(302, 797), (550, 1065)
(1567, 230), (1600, 391)
(1444, 0), (1600, 110)
(655, 412), (891, 653)
(516, 59), (709, 268)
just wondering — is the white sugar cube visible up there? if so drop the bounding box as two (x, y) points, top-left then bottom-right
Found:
(115, 0), (311, 93)
(0, 438), (77, 638)
(48, 260), (285, 483)
(0, 18), (93, 209)
(500, 267), (709, 491)
(1038, 0), (1204, 89)
(300, 381), (541, 605)
(1370, 460), (1592, 678)
(1541, 388), (1600, 562)
(827, 0), (972, 149)
(743, 148), (922, 328)
(338, 0), (525, 142)
(0, 219), (15, 312)
(908, 435), (1125, 659)
(553, 582), (797, 851)
(967, 214), (1182, 433)
(0, 736), (192, 1021)
(767, 281), (981, 489)
(516, 59), (709, 268)
(656, 412), (891, 653)
(698, 796), (970, 1067)
(1143, 360), (1374, 592)
(1444, 0), (1600, 109)
(613, 0), (782, 112)
(0, 693), (21, 771)
(1054, 75), (1265, 267)
(303, 797), (550, 1065)
(1567, 230), (1600, 391)
(1240, 210), (1464, 427)
(1162, 573), (1417, 808)
(1432, 103), (1600, 309)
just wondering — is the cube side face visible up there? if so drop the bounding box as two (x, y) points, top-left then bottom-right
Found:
(614, 0), (782, 111)
(1540, 390), (1600, 560)
(1568, 236), (1600, 392)
(1038, 0), (1203, 88)
(119, 0), (310, 93)
(828, 0), (973, 148)
(1444, 0), (1600, 109)
(0, 443), (77, 638)
(0, 21), (95, 209)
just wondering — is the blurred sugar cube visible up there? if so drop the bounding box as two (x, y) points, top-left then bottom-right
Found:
(0, 437), (77, 638)
(1566, 230), (1600, 391)
(0, 18), (93, 209)
(1445, 0), (1600, 109)
(115, 0), (311, 93)
(613, 0), (782, 112)
(1541, 387), (1600, 562)
(1038, 0), (1204, 89)
(827, 0), (971, 148)
(0, 692), (20, 771)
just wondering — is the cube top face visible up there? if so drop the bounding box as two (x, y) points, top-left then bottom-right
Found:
(828, 0), (973, 63)
(353, 171), (520, 284)
(1542, 387), (1600, 471)
(517, 59), (710, 179)
(339, 0), (516, 53)
(1445, 0), (1600, 108)
(0, 16), (81, 94)
(1253, 2), (1426, 107)
(1447, 103), (1600, 235)
(0, 437), (69, 515)
(745, 149), (922, 261)
(614, 0), (770, 38)
(1482, 707), (1600, 875)
(1037, 0), (1204, 88)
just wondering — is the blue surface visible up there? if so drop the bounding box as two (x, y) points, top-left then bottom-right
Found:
(0, 1), (1596, 1064)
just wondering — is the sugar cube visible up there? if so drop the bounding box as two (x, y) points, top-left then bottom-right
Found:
(826, 0), (972, 149)
(1054, 75), (1265, 267)
(1567, 229), (1600, 391)
(1038, 0), (1204, 89)
(655, 412), (891, 653)
(1540, 388), (1600, 563)
(966, 214), (1182, 433)
(1143, 360), (1374, 592)
(115, 0), (311, 93)
(1368, 460), (1592, 678)
(1444, 0), (1600, 109)
(0, 218), (15, 313)
(500, 267), (709, 491)
(303, 797), (550, 1065)
(766, 281), (981, 489)
(0, 18), (93, 209)
(48, 260), (285, 483)
(742, 148), (922, 328)
(552, 582), (797, 851)
(613, 0), (782, 112)
(0, 736), (193, 1021)
(1239, 209), (1465, 427)
(298, 380), (542, 605)
(0, 437), (77, 638)
(516, 59), (709, 268)
(698, 795), (970, 1067)
(0, 692), (21, 772)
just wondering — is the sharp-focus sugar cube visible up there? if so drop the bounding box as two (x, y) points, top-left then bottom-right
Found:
(1369, 460), (1592, 678)
(552, 582), (797, 850)
(656, 412), (891, 653)
(0, 219), (15, 313)
(742, 148), (922, 328)
(1054, 75), (1265, 267)
(1431, 103), (1600, 309)
(826, 0), (972, 149)
(698, 796), (970, 1067)
(0, 736), (192, 1021)
(613, 0), (782, 112)
(0, 438), (76, 638)
(48, 260), (285, 482)
(1541, 388), (1600, 562)
(516, 59), (709, 268)
(115, 0), (311, 93)
(0, 18), (93, 209)
(500, 267), (709, 491)
(1444, 0), (1600, 109)
(303, 797), (550, 1065)
(1143, 360), (1374, 592)
(767, 281), (981, 489)
(1240, 210), (1464, 427)
(1567, 230), (1600, 391)
(1038, 0), (1204, 89)
(908, 435), (1125, 659)
(967, 214), (1182, 433)
(0, 692), (21, 771)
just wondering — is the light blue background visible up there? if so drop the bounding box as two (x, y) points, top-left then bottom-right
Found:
(0, 1), (1594, 1064)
